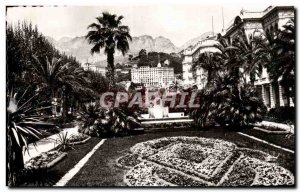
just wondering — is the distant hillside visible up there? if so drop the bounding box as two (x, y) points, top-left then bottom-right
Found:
(47, 35), (180, 67)
(131, 51), (183, 74)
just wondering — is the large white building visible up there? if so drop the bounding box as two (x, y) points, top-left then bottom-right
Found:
(131, 64), (175, 87)
(181, 6), (294, 108)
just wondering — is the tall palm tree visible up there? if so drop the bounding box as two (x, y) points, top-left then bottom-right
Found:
(234, 30), (264, 84)
(31, 56), (95, 115)
(86, 12), (132, 88)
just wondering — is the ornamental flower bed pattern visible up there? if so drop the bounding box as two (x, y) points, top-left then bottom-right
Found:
(117, 137), (294, 187)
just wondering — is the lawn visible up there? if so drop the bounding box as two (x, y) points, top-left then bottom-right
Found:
(65, 128), (295, 187)
(20, 137), (101, 186)
(241, 128), (295, 150)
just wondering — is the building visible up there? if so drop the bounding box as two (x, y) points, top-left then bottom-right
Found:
(83, 63), (107, 77)
(131, 64), (175, 87)
(221, 5), (294, 108)
(181, 6), (294, 108)
(182, 34), (219, 88)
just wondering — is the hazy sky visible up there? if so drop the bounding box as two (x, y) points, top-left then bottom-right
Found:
(7, 4), (271, 46)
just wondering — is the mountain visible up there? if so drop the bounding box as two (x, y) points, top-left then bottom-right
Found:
(130, 35), (179, 53)
(180, 31), (214, 51)
(47, 35), (179, 67)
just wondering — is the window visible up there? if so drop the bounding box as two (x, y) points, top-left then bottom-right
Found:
(275, 23), (278, 31)
(270, 25), (274, 35)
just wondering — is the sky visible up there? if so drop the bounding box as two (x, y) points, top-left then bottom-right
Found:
(7, 4), (272, 47)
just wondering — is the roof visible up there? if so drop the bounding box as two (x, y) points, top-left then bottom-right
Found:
(222, 6), (294, 37)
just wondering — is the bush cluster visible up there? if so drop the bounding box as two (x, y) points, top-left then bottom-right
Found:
(265, 106), (295, 124)
(77, 103), (141, 137)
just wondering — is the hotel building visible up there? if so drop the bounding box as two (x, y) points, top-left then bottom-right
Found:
(131, 62), (175, 87)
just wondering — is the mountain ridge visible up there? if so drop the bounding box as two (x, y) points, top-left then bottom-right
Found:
(47, 35), (180, 67)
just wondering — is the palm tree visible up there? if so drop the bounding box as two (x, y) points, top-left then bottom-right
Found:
(31, 56), (95, 116)
(253, 19), (295, 105)
(234, 30), (264, 84)
(191, 34), (267, 128)
(86, 12), (132, 88)
(192, 52), (222, 87)
(271, 19), (295, 104)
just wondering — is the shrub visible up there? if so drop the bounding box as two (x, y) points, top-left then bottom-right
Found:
(265, 106), (295, 124)
(77, 102), (141, 137)
(191, 83), (267, 129)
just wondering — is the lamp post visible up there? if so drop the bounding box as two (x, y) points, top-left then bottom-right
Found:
(51, 98), (58, 117)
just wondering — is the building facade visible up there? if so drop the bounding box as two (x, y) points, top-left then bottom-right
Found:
(131, 65), (175, 87)
(221, 6), (294, 108)
(182, 5), (294, 109)
(83, 64), (107, 77)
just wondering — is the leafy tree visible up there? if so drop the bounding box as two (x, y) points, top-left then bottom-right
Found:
(138, 49), (149, 67)
(86, 12), (132, 89)
(146, 51), (183, 73)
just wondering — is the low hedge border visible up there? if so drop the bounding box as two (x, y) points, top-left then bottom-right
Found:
(253, 127), (289, 134)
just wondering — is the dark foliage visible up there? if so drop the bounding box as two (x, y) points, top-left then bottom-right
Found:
(265, 106), (295, 124)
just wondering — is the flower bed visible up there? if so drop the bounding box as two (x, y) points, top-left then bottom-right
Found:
(116, 154), (141, 168)
(118, 136), (294, 187)
(69, 133), (90, 144)
(25, 150), (64, 168)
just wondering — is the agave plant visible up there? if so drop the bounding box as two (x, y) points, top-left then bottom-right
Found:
(55, 132), (74, 152)
(7, 88), (53, 186)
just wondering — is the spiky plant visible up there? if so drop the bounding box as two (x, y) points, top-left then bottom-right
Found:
(55, 132), (74, 152)
(7, 88), (53, 186)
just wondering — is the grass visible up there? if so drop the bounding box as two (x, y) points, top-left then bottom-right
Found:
(241, 128), (295, 150)
(65, 128), (295, 186)
(20, 137), (101, 186)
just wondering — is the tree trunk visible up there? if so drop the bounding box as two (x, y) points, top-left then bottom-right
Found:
(7, 133), (24, 186)
(107, 49), (115, 89)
